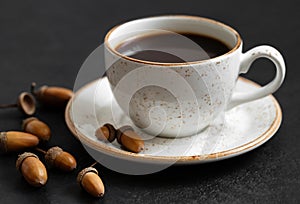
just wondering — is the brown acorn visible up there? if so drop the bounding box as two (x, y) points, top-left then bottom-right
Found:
(0, 92), (36, 116)
(0, 131), (39, 153)
(95, 123), (116, 142)
(77, 167), (105, 197)
(16, 152), (48, 187)
(44, 146), (77, 172)
(116, 126), (144, 153)
(31, 82), (74, 107)
(22, 117), (51, 141)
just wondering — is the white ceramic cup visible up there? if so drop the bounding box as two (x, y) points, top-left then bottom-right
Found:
(104, 15), (285, 138)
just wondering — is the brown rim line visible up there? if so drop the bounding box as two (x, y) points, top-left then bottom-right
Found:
(65, 77), (282, 164)
(104, 15), (242, 66)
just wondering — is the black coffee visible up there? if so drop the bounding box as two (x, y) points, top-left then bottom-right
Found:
(116, 32), (230, 63)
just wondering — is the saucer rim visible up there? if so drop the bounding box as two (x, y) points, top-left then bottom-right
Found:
(65, 77), (282, 164)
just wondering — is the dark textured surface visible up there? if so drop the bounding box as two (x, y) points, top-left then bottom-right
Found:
(0, 0), (299, 203)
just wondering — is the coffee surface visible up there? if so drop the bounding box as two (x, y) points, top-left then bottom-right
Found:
(116, 32), (230, 63)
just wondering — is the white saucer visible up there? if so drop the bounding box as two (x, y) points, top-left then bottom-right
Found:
(65, 77), (282, 165)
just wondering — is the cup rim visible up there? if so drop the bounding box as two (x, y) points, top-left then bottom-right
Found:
(104, 15), (242, 66)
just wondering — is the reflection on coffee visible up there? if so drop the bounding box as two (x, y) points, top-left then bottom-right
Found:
(116, 32), (230, 63)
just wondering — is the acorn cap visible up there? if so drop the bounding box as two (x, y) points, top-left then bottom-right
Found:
(22, 117), (38, 130)
(16, 152), (38, 171)
(45, 146), (63, 167)
(104, 123), (116, 142)
(116, 125), (134, 144)
(17, 92), (36, 116)
(0, 132), (7, 153)
(77, 167), (98, 184)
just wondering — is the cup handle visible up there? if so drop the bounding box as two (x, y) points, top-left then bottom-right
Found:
(226, 45), (286, 110)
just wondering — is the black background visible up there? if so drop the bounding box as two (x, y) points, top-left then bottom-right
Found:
(0, 0), (299, 203)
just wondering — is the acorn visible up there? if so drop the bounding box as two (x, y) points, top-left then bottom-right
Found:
(0, 92), (36, 116)
(77, 167), (105, 197)
(31, 82), (74, 107)
(0, 131), (39, 153)
(95, 123), (116, 142)
(22, 117), (51, 141)
(16, 152), (48, 187)
(116, 126), (144, 153)
(44, 146), (77, 172)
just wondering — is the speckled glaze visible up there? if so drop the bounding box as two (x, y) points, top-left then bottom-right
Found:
(104, 16), (285, 137)
(65, 77), (282, 165)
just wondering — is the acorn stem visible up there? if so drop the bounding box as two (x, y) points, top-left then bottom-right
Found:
(31, 82), (37, 95)
(0, 103), (18, 108)
(35, 147), (47, 155)
(90, 162), (98, 168)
